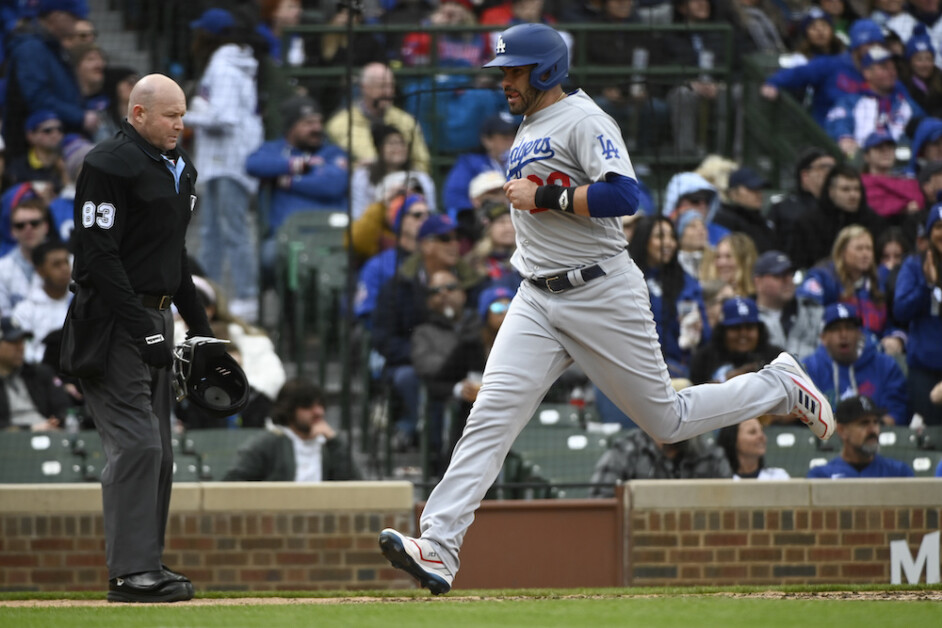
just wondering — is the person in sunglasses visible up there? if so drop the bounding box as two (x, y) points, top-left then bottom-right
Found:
(5, 111), (65, 193)
(372, 214), (484, 452)
(0, 198), (52, 313)
(411, 269), (479, 475)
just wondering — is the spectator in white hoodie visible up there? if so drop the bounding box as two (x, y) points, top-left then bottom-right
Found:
(185, 8), (264, 322)
(11, 239), (72, 364)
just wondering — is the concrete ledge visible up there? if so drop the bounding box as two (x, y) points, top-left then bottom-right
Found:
(0, 484), (102, 514)
(629, 479), (811, 509)
(0, 481), (415, 514)
(200, 481), (413, 512)
(809, 478), (942, 507)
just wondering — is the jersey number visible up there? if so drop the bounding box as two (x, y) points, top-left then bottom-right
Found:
(527, 172), (572, 213)
(82, 201), (115, 230)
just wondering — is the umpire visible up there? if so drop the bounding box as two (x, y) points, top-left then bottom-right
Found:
(64, 74), (213, 603)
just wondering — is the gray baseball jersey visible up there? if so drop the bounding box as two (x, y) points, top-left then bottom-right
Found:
(410, 90), (821, 583)
(507, 90), (636, 276)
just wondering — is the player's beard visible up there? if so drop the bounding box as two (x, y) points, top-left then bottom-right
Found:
(506, 83), (542, 116)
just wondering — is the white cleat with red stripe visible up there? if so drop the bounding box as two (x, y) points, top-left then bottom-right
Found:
(379, 528), (454, 595)
(769, 352), (835, 441)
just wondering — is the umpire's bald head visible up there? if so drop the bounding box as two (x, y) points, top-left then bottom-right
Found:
(127, 74), (186, 153)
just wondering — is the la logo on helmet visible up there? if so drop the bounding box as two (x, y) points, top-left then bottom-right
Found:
(495, 36), (506, 54)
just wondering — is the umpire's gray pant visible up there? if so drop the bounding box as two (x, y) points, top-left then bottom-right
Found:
(82, 309), (174, 579)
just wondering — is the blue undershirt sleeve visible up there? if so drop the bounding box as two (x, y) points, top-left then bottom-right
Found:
(585, 173), (640, 218)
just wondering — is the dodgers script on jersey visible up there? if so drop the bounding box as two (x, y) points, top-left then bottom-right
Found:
(507, 90), (636, 276)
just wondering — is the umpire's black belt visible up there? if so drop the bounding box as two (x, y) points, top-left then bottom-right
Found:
(140, 294), (173, 310)
(529, 264), (607, 294)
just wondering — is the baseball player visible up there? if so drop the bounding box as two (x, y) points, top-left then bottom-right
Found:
(379, 23), (835, 595)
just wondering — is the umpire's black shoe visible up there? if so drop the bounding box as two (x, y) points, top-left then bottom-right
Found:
(161, 564), (195, 597)
(107, 570), (193, 603)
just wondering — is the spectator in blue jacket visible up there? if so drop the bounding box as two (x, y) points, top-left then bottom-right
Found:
(353, 194), (429, 325)
(2, 0), (96, 160)
(825, 46), (923, 158)
(442, 113), (517, 225)
(802, 303), (909, 425)
(246, 96), (349, 283)
(761, 18), (884, 126)
(807, 395), (914, 478)
(893, 203), (942, 425)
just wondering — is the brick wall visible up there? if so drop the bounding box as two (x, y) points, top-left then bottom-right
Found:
(0, 483), (416, 593)
(626, 479), (942, 586)
(3, 480), (941, 592)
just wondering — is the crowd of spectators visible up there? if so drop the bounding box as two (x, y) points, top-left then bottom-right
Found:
(2, 0), (942, 485)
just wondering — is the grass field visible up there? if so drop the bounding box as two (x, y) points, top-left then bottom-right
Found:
(2, 586), (941, 628)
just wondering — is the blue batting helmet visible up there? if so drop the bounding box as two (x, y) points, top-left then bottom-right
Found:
(483, 23), (569, 91)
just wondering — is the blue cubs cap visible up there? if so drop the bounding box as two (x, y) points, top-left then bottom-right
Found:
(190, 8), (236, 35)
(863, 130), (895, 151)
(37, 0), (88, 18)
(849, 19), (885, 50)
(927, 202), (942, 233)
(905, 24), (936, 60)
(478, 285), (515, 320)
(753, 250), (792, 276)
(25, 110), (60, 133)
(823, 303), (862, 329)
(861, 45), (893, 69)
(720, 297), (759, 327)
(728, 167), (769, 190)
(418, 213), (456, 240)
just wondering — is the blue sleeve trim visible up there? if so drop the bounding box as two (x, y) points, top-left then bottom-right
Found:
(585, 173), (640, 218)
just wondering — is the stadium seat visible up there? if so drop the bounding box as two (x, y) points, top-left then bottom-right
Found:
(0, 431), (85, 483)
(275, 210), (350, 380)
(71, 430), (106, 481)
(509, 403), (614, 498)
(763, 425), (833, 478)
(177, 429), (265, 480)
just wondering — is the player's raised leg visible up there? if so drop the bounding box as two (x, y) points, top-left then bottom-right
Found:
(561, 261), (834, 443)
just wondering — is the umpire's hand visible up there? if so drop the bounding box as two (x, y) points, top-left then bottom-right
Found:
(135, 333), (173, 368)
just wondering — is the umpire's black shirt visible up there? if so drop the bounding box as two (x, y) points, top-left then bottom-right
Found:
(72, 120), (207, 339)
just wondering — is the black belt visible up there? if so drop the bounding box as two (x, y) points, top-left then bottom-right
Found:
(140, 294), (173, 310)
(529, 264), (607, 294)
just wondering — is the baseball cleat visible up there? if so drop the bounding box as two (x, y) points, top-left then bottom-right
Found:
(379, 528), (453, 595)
(769, 352), (835, 441)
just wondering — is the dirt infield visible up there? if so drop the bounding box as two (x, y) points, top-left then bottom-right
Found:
(3, 590), (941, 607)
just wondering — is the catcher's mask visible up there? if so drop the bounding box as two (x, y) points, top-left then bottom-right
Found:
(172, 336), (249, 418)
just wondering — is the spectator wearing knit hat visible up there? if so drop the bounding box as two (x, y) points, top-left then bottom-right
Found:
(899, 25), (942, 119)
(246, 95), (349, 286)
